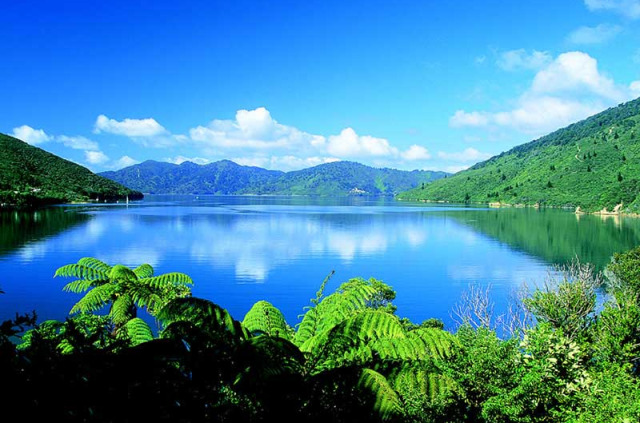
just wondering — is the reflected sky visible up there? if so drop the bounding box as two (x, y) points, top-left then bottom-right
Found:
(2, 196), (638, 329)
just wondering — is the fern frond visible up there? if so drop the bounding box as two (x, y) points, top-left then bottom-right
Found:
(158, 297), (248, 340)
(133, 263), (154, 279)
(141, 272), (193, 288)
(63, 279), (102, 293)
(242, 300), (291, 340)
(55, 264), (107, 281)
(110, 295), (135, 325)
(118, 317), (154, 346)
(108, 264), (138, 281)
(69, 284), (116, 315)
(358, 368), (404, 421)
(77, 257), (112, 274)
(294, 283), (379, 347)
(391, 365), (454, 403)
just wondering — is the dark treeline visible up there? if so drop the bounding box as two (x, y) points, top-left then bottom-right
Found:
(2, 248), (640, 422)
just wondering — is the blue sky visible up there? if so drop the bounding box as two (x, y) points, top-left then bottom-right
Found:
(2, 0), (639, 173)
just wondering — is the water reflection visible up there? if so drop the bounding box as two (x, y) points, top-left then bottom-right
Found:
(3, 197), (640, 327)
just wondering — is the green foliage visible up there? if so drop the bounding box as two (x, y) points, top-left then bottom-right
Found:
(55, 257), (193, 327)
(0, 132), (142, 208)
(100, 159), (448, 196)
(242, 300), (293, 340)
(523, 263), (599, 341)
(608, 245), (640, 292)
(398, 96), (640, 212)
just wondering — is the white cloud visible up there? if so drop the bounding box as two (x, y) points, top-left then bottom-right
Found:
(450, 110), (490, 127)
(327, 128), (397, 157)
(112, 156), (140, 169)
(631, 81), (640, 96)
(189, 107), (325, 151)
(450, 51), (638, 136)
(11, 125), (51, 145)
(497, 49), (552, 71)
(56, 135), (98, 150)
(567, 23), (622, 44)
(438, 148), (492, 162)
(400, 145), (431, 160)
(531, 51), (623, 101)
(165, 156), (212, 165)
(85, 150), (109, 164)
(94, 114), (167, 137)
(585, 0), (640, 19)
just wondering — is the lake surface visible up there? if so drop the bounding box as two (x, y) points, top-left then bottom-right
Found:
(2, 195), (640, 329)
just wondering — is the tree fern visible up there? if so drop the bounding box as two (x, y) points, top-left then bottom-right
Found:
(242, 300), (292, 340)
(55, 257), (192, 329)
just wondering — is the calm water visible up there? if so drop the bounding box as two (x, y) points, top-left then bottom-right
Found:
(2, 196), (640, 329)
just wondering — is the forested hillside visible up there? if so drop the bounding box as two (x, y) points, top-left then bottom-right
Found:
(0, 133), (142, 207)
(399, 97), (640, 212)
(100, 160), (447, 196)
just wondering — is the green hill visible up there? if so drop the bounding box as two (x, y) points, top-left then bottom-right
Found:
(398, 97), (640, 213)
(100, 160), (448, 196)
(0, 133), (142, 208)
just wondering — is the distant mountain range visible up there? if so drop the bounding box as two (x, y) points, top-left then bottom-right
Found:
(398, 97), (640, 213)
(0, 133), (142, 208)
(99, 160), (448, 196)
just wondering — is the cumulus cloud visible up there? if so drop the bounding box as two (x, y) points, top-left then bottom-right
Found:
(438, 148), (492, 162)
(56, 135), (99, 150)
(497, 49), (552, 71)
(631, 81), (640, 96)
(327, 128), (397, 157)
(85, 150), (109, 165)
(400, 145), (431, 161)
(584, 0), (640, 18)
(189, 107), (325, 151)
(450, 51), (637, 135)
(165, 156), (212, 165)
(112, 156), (140, 169)
(94, 114), (167, 137)
(11, 125), (51, 145)
(567, 23), (622, 44)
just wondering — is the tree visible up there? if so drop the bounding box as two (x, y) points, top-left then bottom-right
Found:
(54, 257), (193, 330)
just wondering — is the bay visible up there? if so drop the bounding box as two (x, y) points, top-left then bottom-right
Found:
(1, 195), (640, 329)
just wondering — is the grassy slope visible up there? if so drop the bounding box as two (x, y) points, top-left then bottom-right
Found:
(0, 133), (142, 207)
(398, 97), (640, 212)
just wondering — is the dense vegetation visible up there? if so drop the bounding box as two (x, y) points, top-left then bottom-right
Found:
(399, 97), (640, 212)
(100, 160), (448, 196)
(3, 247), (640, 422)
(0, 133), (142, 208)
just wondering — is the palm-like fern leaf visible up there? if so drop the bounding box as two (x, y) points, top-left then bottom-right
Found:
(358, 368), (404, 421)
(63, 279), (105, 293)
(110, 295), (135, 325)
(141, 272), (193, 289)
(242, 300), (291, 340)
(108, 264), (138, 281)
(55, 263), (108, 281)
(158, 297), (248, 341)
(77, 257), (112, 274)
(118, 317), (154, 346)
(69, 284), (116, 314)
(294, 283), (379, 347)
(133, 263), (154, 279)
